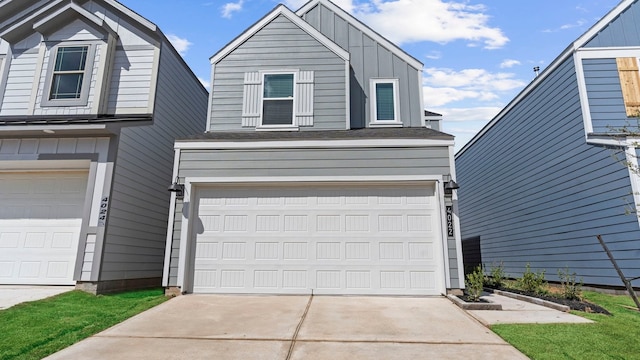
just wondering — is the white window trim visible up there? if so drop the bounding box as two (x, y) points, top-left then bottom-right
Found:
(369, 78), (402, 127)
(41, 41), (97, 107)
(258, 70), (299, 130)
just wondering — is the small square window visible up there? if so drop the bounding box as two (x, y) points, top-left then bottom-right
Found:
(262, 73), (294, 126)
(41, 44), (95, 107)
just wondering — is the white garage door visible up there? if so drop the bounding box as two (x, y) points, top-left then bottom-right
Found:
(192, 184), (443, 295)
(0, 171), (88, 285)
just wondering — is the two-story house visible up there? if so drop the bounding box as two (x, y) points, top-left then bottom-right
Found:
(0, 0), (208, 293)
(456, 0), (640, 288)
(163, 0), (463, 296)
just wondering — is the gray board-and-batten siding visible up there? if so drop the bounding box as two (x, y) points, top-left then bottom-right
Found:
(101, 40), (208, 282)
(300, 2), (423, 128)
(166, 128), (460, 288)
(209, 14), (347, 131)
(456, 55), (640, 287)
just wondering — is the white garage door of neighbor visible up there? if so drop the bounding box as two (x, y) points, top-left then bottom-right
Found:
(192, 184), (443, 295)
(0, 171), (89, 285)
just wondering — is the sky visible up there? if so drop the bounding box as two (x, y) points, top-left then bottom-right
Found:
(118, 0), (621, 150)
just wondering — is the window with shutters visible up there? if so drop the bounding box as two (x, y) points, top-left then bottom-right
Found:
(369, 78), (401, 126)
(242, 70), (314, 129)
(41, 43), (96, 107)
(617, 57), (640, 117)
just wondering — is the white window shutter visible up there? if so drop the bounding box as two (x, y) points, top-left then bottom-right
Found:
(242, 72), (261, 127)
(296, 71), (314, 126)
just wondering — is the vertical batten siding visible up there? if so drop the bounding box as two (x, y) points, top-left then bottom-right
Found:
(166, 145), (451, 285)
(210, 15), (346, 131)
(102, 41), (207, 282)
(583, 58), (629, 133)
(457, 57), (640, 286)
(585, 1), (640, 48)
(302, 4), (423, 128)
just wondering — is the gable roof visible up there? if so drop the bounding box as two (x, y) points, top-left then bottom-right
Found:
(456, 0), (636, 157)
(210, 4), (350, 64)
(296, 0), (423, 71)
(0, 0), (158, 43)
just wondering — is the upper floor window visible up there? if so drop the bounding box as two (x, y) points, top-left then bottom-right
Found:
(41, 43), (96, 107)
(370, 78), (401, 126)
(262, 73), (295, 127)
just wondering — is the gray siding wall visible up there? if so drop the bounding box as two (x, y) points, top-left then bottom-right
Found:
(585, 0), (640, 48)
(209, 14), (347, 131)
(302, 4), (423, 128)
(166, 145), (452, 286)
(583, 58), (629, 133)
(456, 57), (640, 287)
(102, 41), (207, 281)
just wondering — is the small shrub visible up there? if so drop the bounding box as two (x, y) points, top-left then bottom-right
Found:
(516, 263), (547, 294)
(558, 267), (583, 300)
(487, 261), (506, 288)
(465, 265), (485, 302)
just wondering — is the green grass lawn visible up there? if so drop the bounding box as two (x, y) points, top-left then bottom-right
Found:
(0, 288), (167, 360)
(492, 291), (640, 359)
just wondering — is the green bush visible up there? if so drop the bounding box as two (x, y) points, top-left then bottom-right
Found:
(558, 267), (583, 300)
(465, 265), (485, 302)
(486, 261), (506, 288)
(516, 263), (547, 294)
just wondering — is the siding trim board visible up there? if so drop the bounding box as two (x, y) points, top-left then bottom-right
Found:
(175, 139), (455, 150)
(162, 148), (181, 287)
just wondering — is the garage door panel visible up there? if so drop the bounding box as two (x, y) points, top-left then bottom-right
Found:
(0, 171), (88, 285)
(193, 185), (443, 295)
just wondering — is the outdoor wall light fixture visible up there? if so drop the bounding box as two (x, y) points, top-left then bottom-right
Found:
(168, 177), (184, 198)
(444, 174), (460, 193)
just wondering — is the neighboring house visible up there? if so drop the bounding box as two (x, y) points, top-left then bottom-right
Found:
(0, 0), (208, 293)
(456, 0), (640, 287)
(163, 0), (464, 296)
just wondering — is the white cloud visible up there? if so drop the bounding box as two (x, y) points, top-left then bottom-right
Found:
(543, 19), (587, 32)
(166, 34), (192, 56)
(425, 51), (442, 60)
(422, 67), (526, 107)
(433, 107), (502, 122)
(222, 0), (244, 19)
(500, 59), (521, 68)
(198, 76), (211, 90)
(354, 0), (508, 49)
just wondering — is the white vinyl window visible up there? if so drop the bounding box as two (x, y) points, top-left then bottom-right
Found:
(261, 72), (295, 127)
(42, 43), (96, 107)
(370, 78), (401, 126)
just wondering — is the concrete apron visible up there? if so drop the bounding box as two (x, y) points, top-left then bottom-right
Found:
(46, 295), (527, 360)
(0, 286), (74, 310)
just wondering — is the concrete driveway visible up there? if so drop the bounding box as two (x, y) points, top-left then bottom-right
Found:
(0, 286), (74, 310)
(46, 295), (527, 360)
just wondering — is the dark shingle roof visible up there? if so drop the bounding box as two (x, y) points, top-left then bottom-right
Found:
(0, 114), (152, 126)
(179, 127), (454, 141)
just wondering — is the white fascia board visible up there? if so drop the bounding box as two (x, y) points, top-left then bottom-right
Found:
(102, 0), (157, 33)
(33, 2), (115, 37)
(210, 4), (349, 64)
(0, 0), (63, 40)
(296, 0), (423, 71)
(174, 138), (455, 150)
(455, 0), (636, 159)
(184, 175), (441, 185)
(0, 124), (108, 132)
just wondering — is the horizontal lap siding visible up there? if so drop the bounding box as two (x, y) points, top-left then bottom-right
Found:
(0, 50), (37, 116)
(456, 57), (640, 287)
(107, 47), (156, 114)
(302, 4), (422, 128)
(583, 58), (629, 133)
(210, 15), (346, 131)
(166, 145), (451, 285)
(103, 43), (207, 281)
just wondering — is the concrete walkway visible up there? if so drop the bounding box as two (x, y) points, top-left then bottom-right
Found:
(45, 295), (528, 360)
(0, 285), (74, 310)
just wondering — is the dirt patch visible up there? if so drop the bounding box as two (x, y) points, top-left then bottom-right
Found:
(492, 287), (611, 315)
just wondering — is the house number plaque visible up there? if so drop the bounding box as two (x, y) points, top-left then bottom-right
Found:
(98, 196), (109, 227)
(446, 206), (454, 237)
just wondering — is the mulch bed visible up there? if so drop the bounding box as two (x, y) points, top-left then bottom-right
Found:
(491, 286), (611, 315)
(457, 294), (491, 303)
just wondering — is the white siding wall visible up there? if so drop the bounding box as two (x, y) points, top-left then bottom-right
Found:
(107, 46), (155, 114)
(0, 48), (38, 116)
